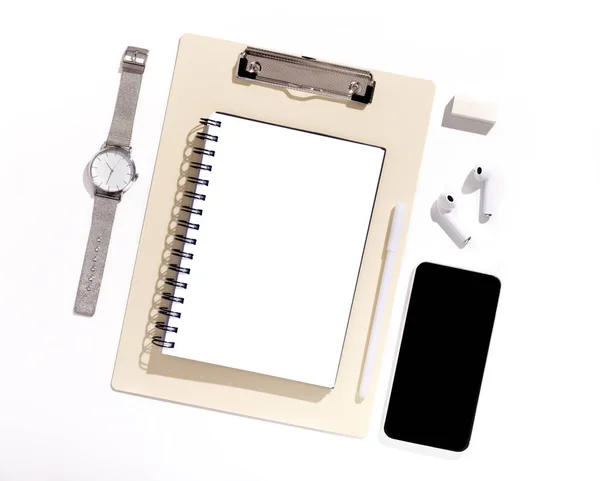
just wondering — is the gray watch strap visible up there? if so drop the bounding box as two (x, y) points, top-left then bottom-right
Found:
(106, 47), (148, 148)
(74, 195), (119, 316)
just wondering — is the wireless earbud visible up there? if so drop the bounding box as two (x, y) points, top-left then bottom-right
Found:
(431, 194), (471, 248)
(473, 165), (492, 219)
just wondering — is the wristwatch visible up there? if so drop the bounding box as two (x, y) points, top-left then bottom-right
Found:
(74, 46), (149, 316)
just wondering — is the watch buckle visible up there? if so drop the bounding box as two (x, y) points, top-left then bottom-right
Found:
(122, 47), (148, 73)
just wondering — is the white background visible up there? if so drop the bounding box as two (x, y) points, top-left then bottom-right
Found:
(0, 1), (598, 480)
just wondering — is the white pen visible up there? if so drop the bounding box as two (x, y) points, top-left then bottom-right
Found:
(358, 203), (406, 400)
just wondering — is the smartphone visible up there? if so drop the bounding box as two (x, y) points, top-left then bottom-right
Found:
(384, 262), (501, 452)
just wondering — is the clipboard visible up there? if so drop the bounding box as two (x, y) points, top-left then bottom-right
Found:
(112, 33), (435, 438)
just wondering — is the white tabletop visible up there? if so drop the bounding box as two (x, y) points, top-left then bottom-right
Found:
(1, 2), (599, 480)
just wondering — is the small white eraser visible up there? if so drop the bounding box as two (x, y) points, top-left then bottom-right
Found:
(452, 95), (498, 123)
(442, 95), (498, 135)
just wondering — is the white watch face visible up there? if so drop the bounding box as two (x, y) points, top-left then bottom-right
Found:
(90, 148), (135, 193)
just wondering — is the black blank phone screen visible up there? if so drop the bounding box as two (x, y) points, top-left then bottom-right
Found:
(384, 262), (501, 452)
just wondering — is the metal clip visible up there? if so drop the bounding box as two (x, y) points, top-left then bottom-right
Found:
(237, 47), (375, 104)
(122, 46), (148, 74)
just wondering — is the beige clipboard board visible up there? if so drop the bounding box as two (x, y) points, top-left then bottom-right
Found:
(112, 33), (435, 438)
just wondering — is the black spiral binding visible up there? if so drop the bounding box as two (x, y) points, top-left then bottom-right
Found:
(152, 118), (220, 349)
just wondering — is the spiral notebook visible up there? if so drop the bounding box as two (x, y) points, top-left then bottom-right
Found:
(161, 112), (385, 388)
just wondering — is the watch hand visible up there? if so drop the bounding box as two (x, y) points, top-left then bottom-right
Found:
(107, 169), (114, 184)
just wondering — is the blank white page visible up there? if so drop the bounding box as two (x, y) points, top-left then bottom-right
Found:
(164, 112), (385, 388)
